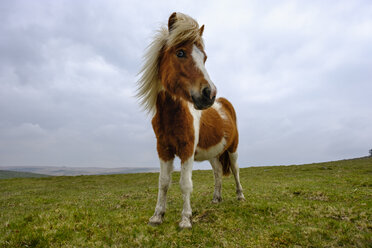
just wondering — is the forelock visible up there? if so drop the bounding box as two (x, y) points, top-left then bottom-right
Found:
(166, 13), (204, 48)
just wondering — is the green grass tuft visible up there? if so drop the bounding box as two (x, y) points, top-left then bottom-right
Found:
(1, 157), (371, 247)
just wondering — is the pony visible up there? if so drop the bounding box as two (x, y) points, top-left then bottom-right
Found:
(137, 12), (245, 229)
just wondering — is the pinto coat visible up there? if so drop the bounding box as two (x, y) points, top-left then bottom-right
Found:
(137, 12), (245, 229)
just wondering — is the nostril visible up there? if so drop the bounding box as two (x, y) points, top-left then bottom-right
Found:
(210, 88), (216, 99)
(202, 87), (211, 99)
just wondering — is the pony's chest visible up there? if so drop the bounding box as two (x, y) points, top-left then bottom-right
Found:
(152, 111), (193, 138)
(151, 101), (196, 161)
(151, 93), (195, 145)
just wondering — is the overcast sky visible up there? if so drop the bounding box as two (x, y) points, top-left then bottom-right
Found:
(1, 0), (371, 169)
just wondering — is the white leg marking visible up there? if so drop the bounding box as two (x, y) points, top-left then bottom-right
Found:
(179, 157), (194, 229)
(229, 152), (245, 201)
(149, 159), (174, 225)
(177, 103), (200, 229)
(191, 45), (216, 95)
(210, 157), (223, 203)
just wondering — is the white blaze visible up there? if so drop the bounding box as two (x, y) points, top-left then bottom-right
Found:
(191, 45), (216, 97)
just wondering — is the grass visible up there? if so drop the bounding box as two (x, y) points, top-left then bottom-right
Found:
(0, 157), (371, 247)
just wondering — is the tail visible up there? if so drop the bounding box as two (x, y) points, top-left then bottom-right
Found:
(219, 151), (231, 176)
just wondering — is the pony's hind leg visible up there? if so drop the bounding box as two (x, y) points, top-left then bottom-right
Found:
(209, 157), (223, 203)
(229, 152), (245, 201)
(149, 159), (174, 225)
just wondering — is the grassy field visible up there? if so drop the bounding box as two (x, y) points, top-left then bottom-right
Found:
(0, 157), (371, 247)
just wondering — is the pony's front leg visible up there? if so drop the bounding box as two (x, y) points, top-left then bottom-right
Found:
(149, 159), (173, 226)
(179, 157), (194, 229)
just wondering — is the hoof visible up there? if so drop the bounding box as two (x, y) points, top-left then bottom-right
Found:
(211, 196), (222, 204)
(179, 216), (192, 229)
(237, 194), (246, 201)
(148, 214), (163, 226)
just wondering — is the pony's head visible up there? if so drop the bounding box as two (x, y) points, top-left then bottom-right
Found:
(159, 12), (216, 110)
(137, 12), (216, 113)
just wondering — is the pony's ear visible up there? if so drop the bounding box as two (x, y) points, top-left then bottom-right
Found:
(168, 12), (177, 32)
(199, 25), (205, 36)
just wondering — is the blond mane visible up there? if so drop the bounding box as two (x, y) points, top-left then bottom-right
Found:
(136, 13), (204, 114)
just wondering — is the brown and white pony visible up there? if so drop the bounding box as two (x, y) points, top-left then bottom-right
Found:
(137, 12), (245, 229)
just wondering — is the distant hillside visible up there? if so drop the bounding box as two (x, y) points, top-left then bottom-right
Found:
(0, 166), (159, 176)
(0, 170), (49, 179)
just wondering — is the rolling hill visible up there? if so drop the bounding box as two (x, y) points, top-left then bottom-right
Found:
(0, 170), (48, 179)
(0, 166), (159, 177)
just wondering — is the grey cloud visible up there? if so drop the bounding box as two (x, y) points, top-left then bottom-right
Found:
(0, 0), (371, 168)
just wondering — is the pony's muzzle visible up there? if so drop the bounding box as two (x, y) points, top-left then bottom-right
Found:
(191, 86), (216, 110)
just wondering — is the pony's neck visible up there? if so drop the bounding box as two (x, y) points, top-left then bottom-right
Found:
(155, 90), (189, 116)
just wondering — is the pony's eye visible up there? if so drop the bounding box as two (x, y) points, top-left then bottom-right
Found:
(176, 50), (185, 58)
